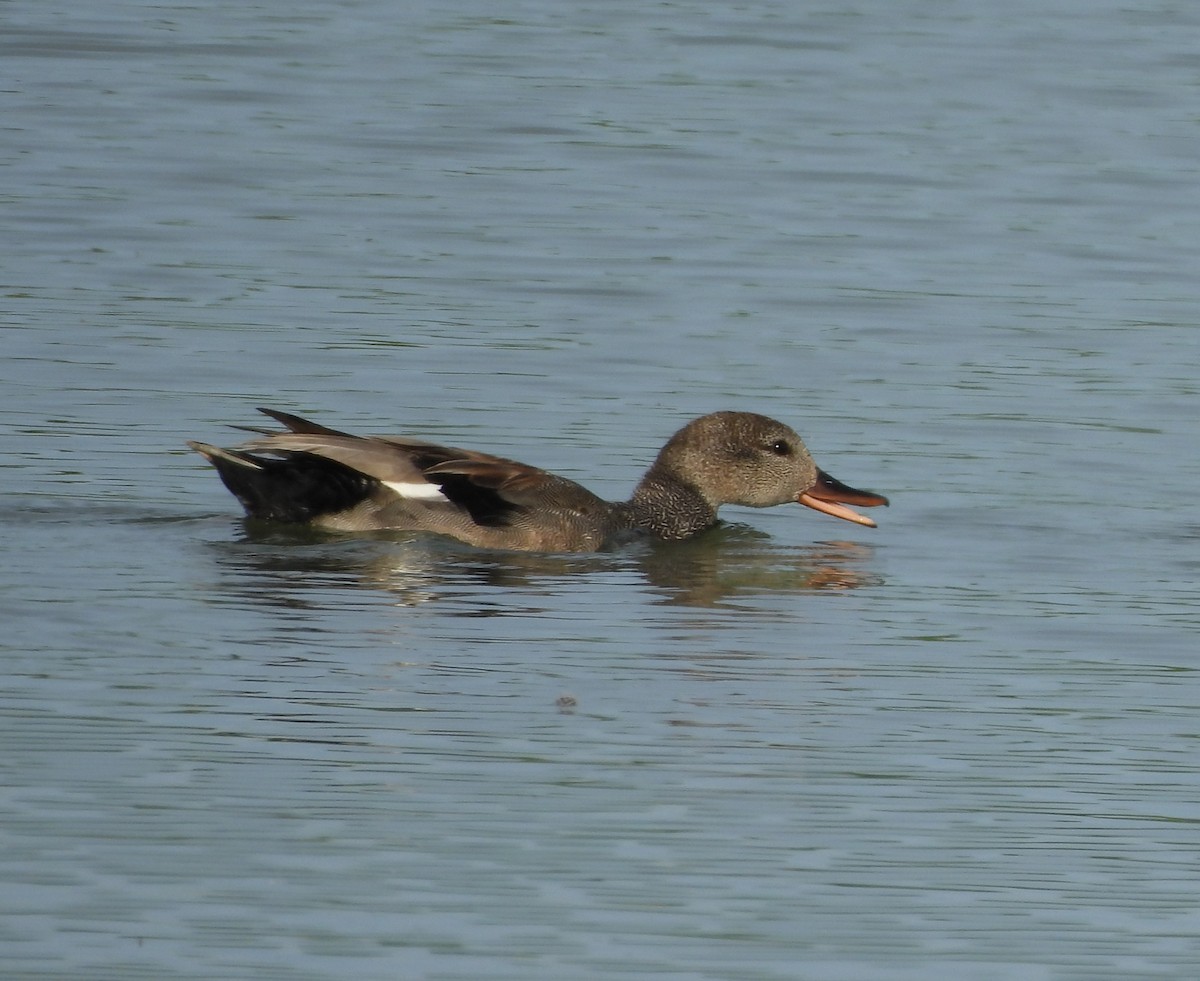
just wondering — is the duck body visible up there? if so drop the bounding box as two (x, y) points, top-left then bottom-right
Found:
(189, 409), (888, 553)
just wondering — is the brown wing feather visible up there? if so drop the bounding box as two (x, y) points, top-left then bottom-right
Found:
(257, 407), (355, 438)
(426, 458), (606, 514)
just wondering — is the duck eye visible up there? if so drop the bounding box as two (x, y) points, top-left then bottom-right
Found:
(769, 439), (791, 456)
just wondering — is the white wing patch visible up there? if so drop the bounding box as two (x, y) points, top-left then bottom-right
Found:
(382, 480), (449, 502)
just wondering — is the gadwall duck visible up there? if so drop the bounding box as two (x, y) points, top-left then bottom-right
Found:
(189, 408), (888, 552)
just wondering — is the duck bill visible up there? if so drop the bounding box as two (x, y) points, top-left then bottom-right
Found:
(798, 470), (890, 528)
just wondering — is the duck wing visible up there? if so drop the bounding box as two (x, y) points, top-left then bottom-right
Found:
(239, 413), (596, 530)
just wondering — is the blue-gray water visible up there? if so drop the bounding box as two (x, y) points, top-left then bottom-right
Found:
(5, 1), (1200, 978)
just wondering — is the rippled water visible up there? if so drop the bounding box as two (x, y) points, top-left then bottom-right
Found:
(5, 1), (1200, 978)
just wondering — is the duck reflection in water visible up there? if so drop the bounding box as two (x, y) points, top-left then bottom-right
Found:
(209, 520), (884, 610)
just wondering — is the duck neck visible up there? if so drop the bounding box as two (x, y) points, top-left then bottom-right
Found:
(620, 472), (718, 541)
